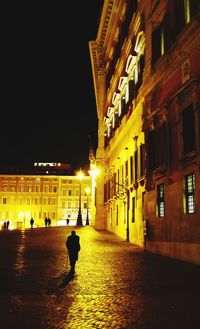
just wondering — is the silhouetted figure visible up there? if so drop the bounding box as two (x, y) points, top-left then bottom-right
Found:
(66, 230), (80, 273)
(6, 220), (10, 229)
(44, 217), (48, 228)
(47, 218), (51, 227)
(66, 218), (69, 225)
(30, 218), (34, 229)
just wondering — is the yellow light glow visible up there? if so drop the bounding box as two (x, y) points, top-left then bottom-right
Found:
(19, 211), (25, 219)
(86, 187), (90, 194)
(89, 168), (100, 178)
(77, 169), (83, 179)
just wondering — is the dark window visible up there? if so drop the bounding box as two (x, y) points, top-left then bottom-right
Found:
(140, 144), (145, 177)
(130, 156), (133, 183)
(134, 150), (138, 183)
(191, 0), (200, 16)
(174, 0), (185, 35)
(125, 160), (128, 184)
(117, 169), (120, 193)
(147, 130), (156, 171)
(142, 191), (146, 220)
(142, 191), (146, 206)
(128, 79), (135, 104)
(182, 105), (196, 155)
(120, 97), (126, 118)
(116, 205), (119, 226)
(132, 197), (135, 223)
(104, 183), (107, 203)
(95, 186), (97, 207)
(107, 180), (111, 200)
(147, 124), (167, 171)
(121, 165), (124, 186)
(137, 54), (145, 89)
(173, 0), (199, 37)
(113, 173), (117, 196)
(152, 23), (163, 64)
(156, 125), (168, 168)
(110, 177), (113, 199)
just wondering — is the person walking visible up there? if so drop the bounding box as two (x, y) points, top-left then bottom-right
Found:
(30, 218), (34, 228)
(47, 218), (51, 227)
(66, 230), (80, 273)
(44, 217), (48, 228)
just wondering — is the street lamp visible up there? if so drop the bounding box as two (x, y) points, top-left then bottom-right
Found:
(76, 170), (83, 226)
(85, 187), (90, 225)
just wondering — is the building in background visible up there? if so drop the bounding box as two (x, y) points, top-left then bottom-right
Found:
(0, 163), (92, 229)
(89, 0), (200, 264)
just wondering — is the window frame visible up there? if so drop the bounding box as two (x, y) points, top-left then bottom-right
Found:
(184, 173), (195, 214)
(157, 183), (165, 218)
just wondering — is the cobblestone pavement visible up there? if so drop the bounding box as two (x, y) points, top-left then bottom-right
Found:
(0, 226), (199, 329)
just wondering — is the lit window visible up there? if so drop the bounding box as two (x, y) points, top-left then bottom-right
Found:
(157, 184), (165, 217)
(184, 0), (191, 24)
(161, 30), (165, 55)
(184, 173), (195, 214)
(35, 186), (40, 192)
(44, 186), (49, 193)
(62, 189), (66, 196)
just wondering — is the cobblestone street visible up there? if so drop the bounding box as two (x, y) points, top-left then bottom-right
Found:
(0, 226), (199, 329)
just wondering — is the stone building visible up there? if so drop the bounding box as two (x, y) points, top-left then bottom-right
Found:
(0, 163), (92, 229)
(89, 0), (200, 264)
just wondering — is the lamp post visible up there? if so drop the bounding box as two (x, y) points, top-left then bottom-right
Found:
(76, 170), (83, 226)
(85, 187), (90, 225)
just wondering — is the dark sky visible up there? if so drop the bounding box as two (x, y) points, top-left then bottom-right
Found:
(1, 2), (103, 173)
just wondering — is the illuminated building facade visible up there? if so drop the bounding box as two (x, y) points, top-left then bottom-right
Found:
(0, 168), (92, 229)
(89, 0), (200, 264)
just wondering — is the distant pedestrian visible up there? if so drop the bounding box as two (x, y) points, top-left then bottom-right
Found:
(66, 230), (80, 273)
(66, 218), (69, 225)
(44, 217), (48, 228)
(6, 220), (10, 229)
(47, 218), (51, 227)
(30, 218), (34, 229)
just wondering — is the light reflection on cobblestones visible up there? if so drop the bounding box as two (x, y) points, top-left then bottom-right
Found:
(0, 227), (199, 329)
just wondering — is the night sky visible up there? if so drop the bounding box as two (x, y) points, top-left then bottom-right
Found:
(1, 2), (104, 173)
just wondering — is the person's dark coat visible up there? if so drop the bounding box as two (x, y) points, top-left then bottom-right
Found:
(30, 218), (34, 228)
(66, 231), (80, 270)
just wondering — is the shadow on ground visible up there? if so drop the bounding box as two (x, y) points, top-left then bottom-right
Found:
(58, 271), (75, 288)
